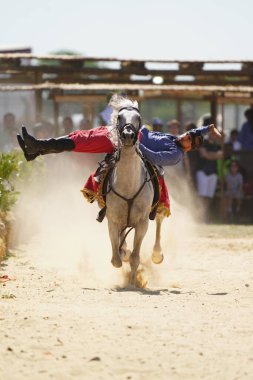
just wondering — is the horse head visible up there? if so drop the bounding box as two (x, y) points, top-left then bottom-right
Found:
(116, 106), (142, 147)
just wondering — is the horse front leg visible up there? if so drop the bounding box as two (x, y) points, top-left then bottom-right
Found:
(129, 218), (149, 286)
(152, 215), (164, 264)
(120, 231), (131, 263)
(108, 220), (122, 268)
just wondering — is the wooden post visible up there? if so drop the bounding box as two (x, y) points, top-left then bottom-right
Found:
(210, 94), (224, 221)
(35, 90), (42, 122)
(84, 101), (96, 128)
(53, 99), (60, 136)
(35, 72), (42, 122)
(220, 102), (226, 220)
(176, 98), (182, 132)
(210, 93), (217, 124)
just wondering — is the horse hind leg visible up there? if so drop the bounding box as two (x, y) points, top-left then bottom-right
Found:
(152, 215), (164, 264)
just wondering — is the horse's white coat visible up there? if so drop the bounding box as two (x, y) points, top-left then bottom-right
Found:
(106, 95), (164, 286)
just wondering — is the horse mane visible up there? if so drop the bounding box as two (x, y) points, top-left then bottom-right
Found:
(107, 94), (139, 147)
(109, 94), (139, 127)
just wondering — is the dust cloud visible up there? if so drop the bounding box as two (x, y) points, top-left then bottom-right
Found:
(12, 153), (203, 289)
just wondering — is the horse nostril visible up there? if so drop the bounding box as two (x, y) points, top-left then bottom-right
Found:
(122, 130), (135, 139)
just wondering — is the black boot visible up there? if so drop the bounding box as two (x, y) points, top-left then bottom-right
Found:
(17, 126), (75, 161)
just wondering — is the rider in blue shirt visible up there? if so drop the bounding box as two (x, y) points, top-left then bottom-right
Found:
(138, 125), (220, 167)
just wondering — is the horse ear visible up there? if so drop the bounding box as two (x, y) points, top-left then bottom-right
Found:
(139, 116), (142, 129)
(116, 113), (121, 126)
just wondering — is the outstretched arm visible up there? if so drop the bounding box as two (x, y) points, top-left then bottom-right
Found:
(187, 124), (222, 139)
(139, 143), (183, 166)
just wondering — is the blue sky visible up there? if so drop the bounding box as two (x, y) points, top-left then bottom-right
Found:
(1, 0), (252, 60)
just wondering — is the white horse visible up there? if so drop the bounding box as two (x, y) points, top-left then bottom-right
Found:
(105, 95), (164, 287)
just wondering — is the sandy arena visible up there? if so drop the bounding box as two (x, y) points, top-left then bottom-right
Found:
(1, 156), (253, 380)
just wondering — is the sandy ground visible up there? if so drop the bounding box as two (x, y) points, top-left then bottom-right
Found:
(0, 156), (253, 379)
(1, 224), (253, 380)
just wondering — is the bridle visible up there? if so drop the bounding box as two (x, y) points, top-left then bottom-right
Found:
(116, 106), (142, 144)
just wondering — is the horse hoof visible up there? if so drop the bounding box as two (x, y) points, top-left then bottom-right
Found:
(136, 269), (148, 289)
(111, 256), (122, 268)
(152, 251), (164, 264)
(122, 249), (131, 263)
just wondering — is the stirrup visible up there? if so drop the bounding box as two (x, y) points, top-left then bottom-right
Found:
(96, 206), (107, 223)
(149, 204), (158, 220)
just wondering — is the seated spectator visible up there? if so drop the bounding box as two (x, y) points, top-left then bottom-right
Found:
(184, 122), (199, 187)
(152, 117), (163, 132)
(225, 160), (243, 223)
(62, 116), (74, 135)
(196, 127), (223, 220)
(229, 129), (241, 151)
(167, 119), (180, 135)
(238, 108), (253, 150)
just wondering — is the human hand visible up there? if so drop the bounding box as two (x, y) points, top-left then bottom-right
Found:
(208, 124), (222, 140)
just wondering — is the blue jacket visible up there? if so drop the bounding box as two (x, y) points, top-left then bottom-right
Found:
(139, 127), (183, 166)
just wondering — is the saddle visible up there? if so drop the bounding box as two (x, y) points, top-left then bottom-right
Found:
(95, 153), (161, 223)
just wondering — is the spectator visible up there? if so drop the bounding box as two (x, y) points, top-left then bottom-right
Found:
(196, 125), (223, 220)
(79, 118), (91, 130)
(2, 127), (20, 152)
(0, 113), (16, 151)
(225, 160), (243, 223)
(62, 117), (74, 135)
(238, 108), (253, 150)
(33, 122), (48, 139)
(184, 122), (199, 187)
(167, 119), (180, 135)
(152, 117), (163, 132)
(100, 105), (113, 126)
(229, 129), (241, 151)
(217, 142), (236, 180)
(33, 121), (55, 139)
